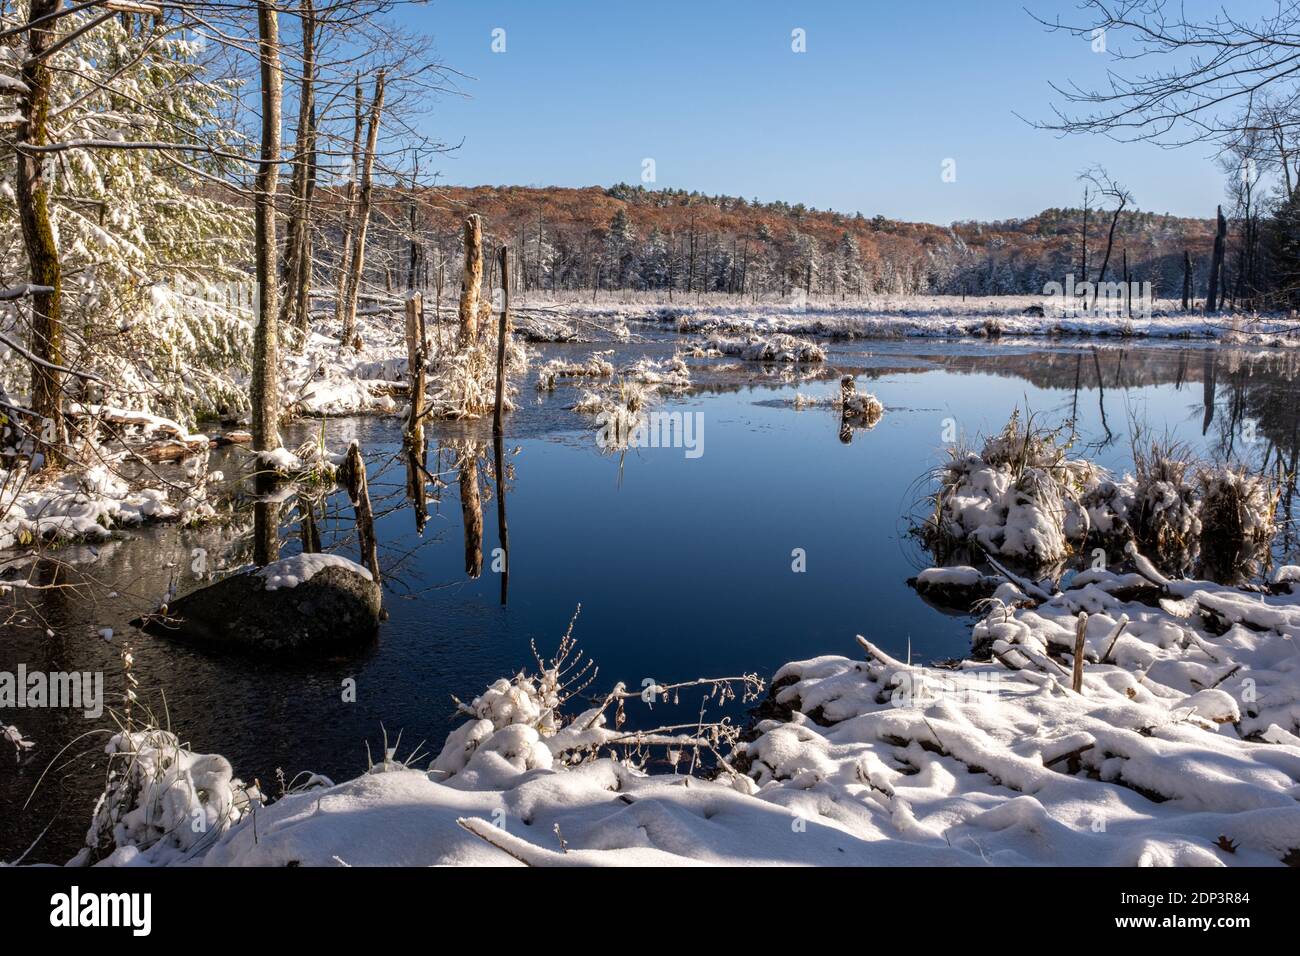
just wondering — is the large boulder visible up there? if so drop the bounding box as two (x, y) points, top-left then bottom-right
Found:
(135, 553), (381, 657)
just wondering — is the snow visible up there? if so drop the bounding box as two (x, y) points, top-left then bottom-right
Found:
(916, 566), (987, 587)
(3, 724), (34, 761)
(0, 462), (187, 550)
(527, 293), (1300, 346)
(71, 729), (261, 866)
(257, 552), (373, 591)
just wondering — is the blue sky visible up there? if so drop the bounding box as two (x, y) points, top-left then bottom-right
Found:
(398, 0), (1244, 225)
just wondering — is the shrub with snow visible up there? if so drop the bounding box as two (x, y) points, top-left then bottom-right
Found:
(73, 729), (261, 866)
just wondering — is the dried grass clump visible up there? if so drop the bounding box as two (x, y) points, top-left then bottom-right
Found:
(535, 351), (615, 390)
(1198, 466), (1278, 581)
(622, 352), (692, 388)
(1129, 440), (1201, 567)
(426, 334), (529, 420)
(704, 333), (825, 363)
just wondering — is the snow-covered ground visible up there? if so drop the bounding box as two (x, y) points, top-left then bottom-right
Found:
(519, 292), (1300, 345)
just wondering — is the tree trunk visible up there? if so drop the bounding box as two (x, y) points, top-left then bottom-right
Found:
(1207, 205), (1227, 313)
(333, 76), (363, 327)
(1095, 200), (1126, 286)
(251, 0), (282, 455)
(282, 0), (316, 342)
(458, 214), (483, 346)
(1182, 249), (1192, 310)
(16, 0), (65, 464)
(407, 186), (421, 291)
(339, 71), (386, 346)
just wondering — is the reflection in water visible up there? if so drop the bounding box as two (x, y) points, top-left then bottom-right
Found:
(251, 471), (281, 567)
(492, 431), (510, 604)
(454, 440), (484, 579)
(297, 494), (321, 553)
(405, 435), (430, 536)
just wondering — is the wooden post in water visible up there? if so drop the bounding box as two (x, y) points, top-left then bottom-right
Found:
(405, 292), (426, 444)
(341, 440), (381, 584)
(494, 247), (510, 436)
(458, 214), (483, 346)
(1071, 611), (1087, 693)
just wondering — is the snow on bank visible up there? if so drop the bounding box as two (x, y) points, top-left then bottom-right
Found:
(526, 293), (1300, 344)
(0, 463), (192, 551)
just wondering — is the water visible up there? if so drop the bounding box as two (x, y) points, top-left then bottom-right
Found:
(4, 335), (1299, 862)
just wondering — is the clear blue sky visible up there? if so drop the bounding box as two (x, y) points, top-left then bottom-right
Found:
(399, 0), (1247, 225)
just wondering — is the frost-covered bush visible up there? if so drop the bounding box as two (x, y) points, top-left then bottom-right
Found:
(425, 335), (529, 420)
(430, 616), (763, 783)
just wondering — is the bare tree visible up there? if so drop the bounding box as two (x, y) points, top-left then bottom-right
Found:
(1080, 166), (1133, 288)
(281, 0), (318, 342)
(1035, 1), (1300, 150)
(338, 70), (385, 347)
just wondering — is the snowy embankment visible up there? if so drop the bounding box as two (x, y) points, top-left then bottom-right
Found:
(525, 293), (1300, 345)
(922, 411), (1276, 575)
(0, 408), (224, 551)
(73, 552), (1300, 866)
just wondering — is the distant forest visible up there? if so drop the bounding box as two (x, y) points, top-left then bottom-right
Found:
(361, 183), (1231, 304)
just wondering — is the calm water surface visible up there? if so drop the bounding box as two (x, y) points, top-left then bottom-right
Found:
(3, 334), (1298, 861)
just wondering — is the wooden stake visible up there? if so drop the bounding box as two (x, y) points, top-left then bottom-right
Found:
(405, 292), (425, 445)
(458, 215), (483, 346)
(1071, 611), (1088, 693)
(341, 440), (381, 584)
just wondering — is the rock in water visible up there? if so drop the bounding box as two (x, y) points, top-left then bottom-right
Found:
(135, 554), (381, 657)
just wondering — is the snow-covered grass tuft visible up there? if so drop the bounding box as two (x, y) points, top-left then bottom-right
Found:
(1198, 466), (1278, 581)
(535, 351), (615, 390)
(703, 333), (825, 363)
(919, 411), (1278, 579)
(72, 727), (262, 866)
(921, 410), (1097, 566)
